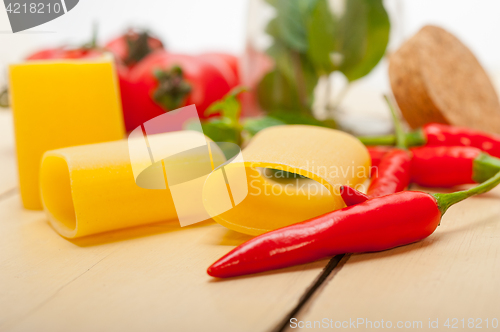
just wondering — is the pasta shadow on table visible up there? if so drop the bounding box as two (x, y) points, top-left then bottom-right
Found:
(64, 219), (217, 247)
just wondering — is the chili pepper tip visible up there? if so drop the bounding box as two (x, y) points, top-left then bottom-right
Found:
(340, 186), (369, 206)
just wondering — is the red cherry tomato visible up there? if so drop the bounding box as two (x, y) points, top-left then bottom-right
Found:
(105, 29), (164, 68)
(200, 52), (240, 85)
(128, 51), (233, 130)
(26, 47), (103, 60)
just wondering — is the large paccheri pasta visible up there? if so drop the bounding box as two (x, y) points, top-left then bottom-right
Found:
(40, 125), (370, 238)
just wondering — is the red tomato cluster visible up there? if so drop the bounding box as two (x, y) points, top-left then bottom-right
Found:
(25, 29), (240, 131)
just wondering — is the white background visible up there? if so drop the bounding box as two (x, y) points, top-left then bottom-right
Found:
(1, 0), (499, 68)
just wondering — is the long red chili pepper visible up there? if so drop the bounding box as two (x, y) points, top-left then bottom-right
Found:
(343, 146), (500, 206)
(340, 185), (369, 206)
(367, 146), (393, 170)
(207, 171), (500, 278)
(411, 146), (500, 187)
(367, 149), (412, 197)
(359, 123), (500, 159)
(367, 146), (394, 178)
(340, 149), (412, 205)
(343, 96), (412, 205)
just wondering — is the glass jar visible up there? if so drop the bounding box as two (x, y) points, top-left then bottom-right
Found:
(241, 0), (398, 135)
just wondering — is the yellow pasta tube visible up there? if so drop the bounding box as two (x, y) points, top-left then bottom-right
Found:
(40, 131), (209, 238)
(9, 56), (125, 210)
(203, 125), (370, 235)
(41, 125), (369, 239)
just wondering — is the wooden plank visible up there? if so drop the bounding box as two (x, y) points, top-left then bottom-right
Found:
(0, 111), (17, 196)
(295, 187), (500, 331)
(0, 194), (331, 332)
(0, 107), (335, 332)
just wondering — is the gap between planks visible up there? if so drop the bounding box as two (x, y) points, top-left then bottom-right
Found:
(271, 254), (352, 332)
(0, 187), (17, 202)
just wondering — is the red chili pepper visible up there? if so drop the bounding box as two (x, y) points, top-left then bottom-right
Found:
(342, 145), (500, 206)
(359, 123), (500, 159)
(411, 146), (500, 187)
(341, 148), (412, 206)
(207, 171), (500, 278)
(367, 148), (412, 197)
(340, 185), (369, 206)
(367, 146), (392, 175)
(344, 96), (412, 204)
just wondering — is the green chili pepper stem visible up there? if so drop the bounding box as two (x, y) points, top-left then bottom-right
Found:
(434, 170), (500, 216)
(406, 129), (427, 147)
(383, 95), (407, 149)
(357, 129), (426, 147)
(358, 135), (396, 146)
(473, 153), (500, 183)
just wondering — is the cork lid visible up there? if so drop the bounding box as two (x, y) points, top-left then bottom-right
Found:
(389, 25), (500, 134)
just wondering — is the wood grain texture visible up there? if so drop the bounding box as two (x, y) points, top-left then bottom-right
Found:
(2, 104), (500, 331)
(390, 25), (500, 134)
(0, 108), (333, 332)
(295, 186), (500, 331)
(0, 194), (331, 332)
(0, 111), (17, 196)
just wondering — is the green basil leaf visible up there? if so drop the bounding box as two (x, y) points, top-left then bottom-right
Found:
(306, 0), (390, 81)
(264, 0), (315, 52)
(205, 86), (248, 125)
(259, 0), (390, 118)
(306, 0), (337, 75)
(257, 69), (302, 113)
(337, 0), (390, 81)
(268, 110), (335, 128)
(200, 119), (240, 145)
(243, 116), (285, 136)
(258, 43), (319, 113)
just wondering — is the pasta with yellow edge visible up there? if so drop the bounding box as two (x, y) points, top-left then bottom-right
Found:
(203, 125), (371, 235)
(40, 125), (370, 239)
(9, 56), (125, 210)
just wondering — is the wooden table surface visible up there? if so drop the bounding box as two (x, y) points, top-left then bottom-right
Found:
(0, 111), (499, 332)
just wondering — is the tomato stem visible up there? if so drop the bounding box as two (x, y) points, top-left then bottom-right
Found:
(82, 21), (98, 50)
(152, 66), (192, 111)
(125, 30), (159, 66)
(433, 170), (500, 215)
